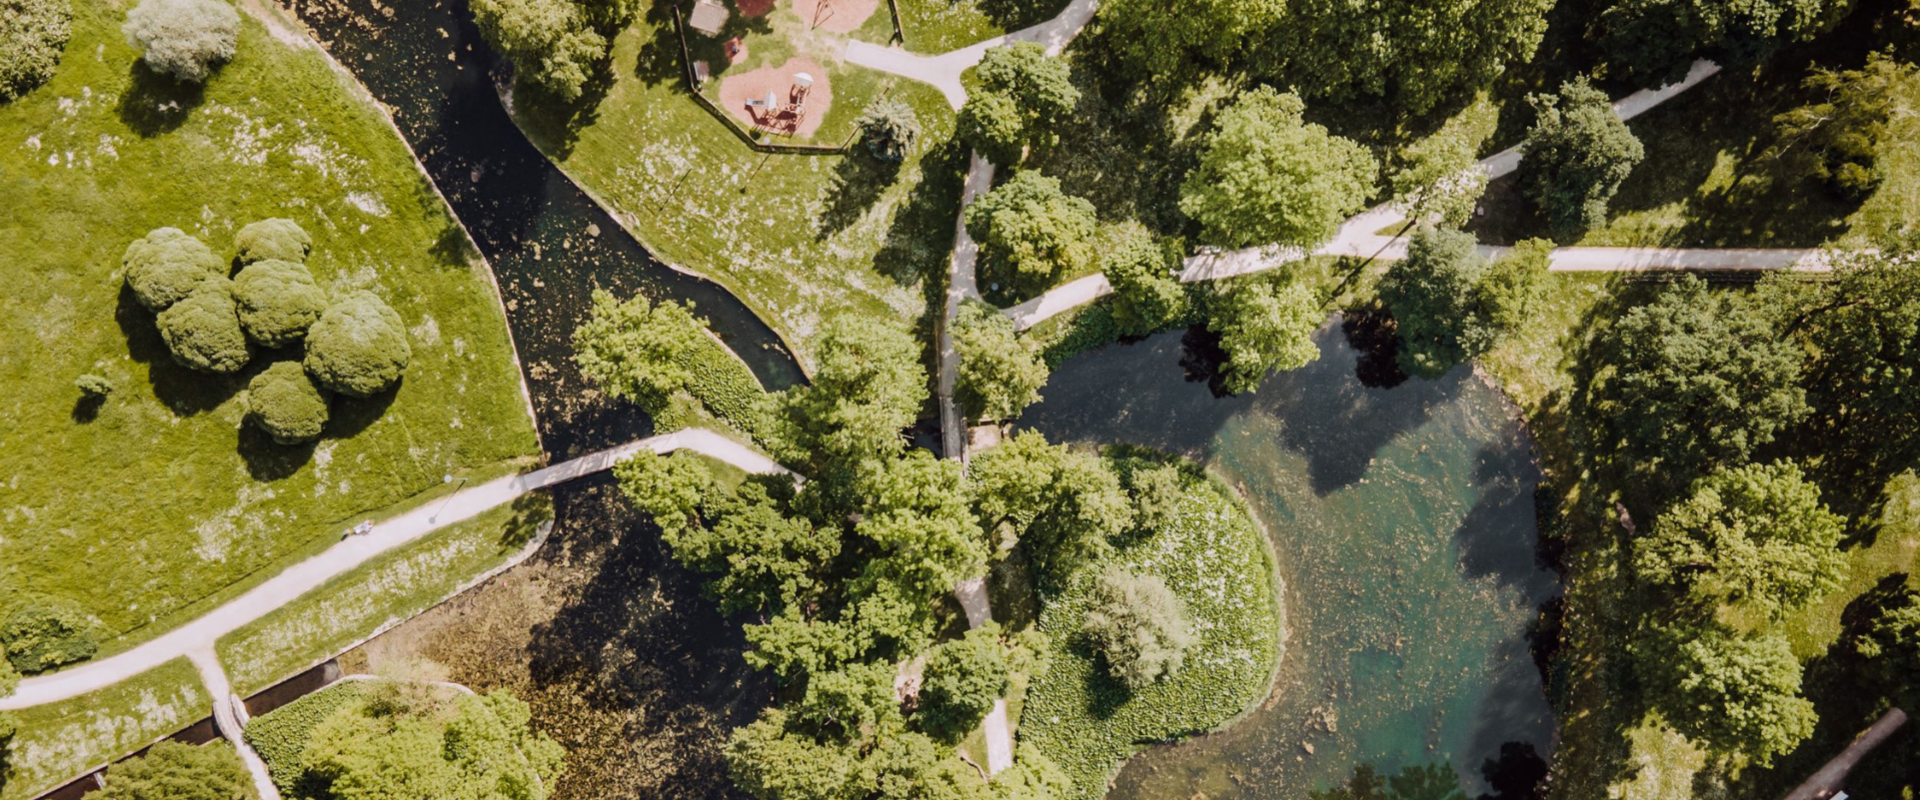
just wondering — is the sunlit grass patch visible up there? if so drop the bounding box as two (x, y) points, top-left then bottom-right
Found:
(6, 658), (210, 800)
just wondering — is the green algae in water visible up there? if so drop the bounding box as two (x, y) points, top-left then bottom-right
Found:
(1018, 322), (1558, 798)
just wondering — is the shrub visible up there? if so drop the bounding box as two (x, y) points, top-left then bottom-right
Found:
(123, 0), (240, 83)
(1081, 569), (1194, 691)
(0, 0), (71, 102)
(2, 594), (99, 673)
(244, 681), (364, 795)
(1520, 77), (1645, 239)
(246, 360), (330, 445)
(123, 227), (223, 312)
(98, 741), (256, 800)
(233, 259), (327, 347)
(157, 277), (253, 374)
(75, 374), (115, 398)
(234, 217), (313, 264)
(917, 627), (1010, 741)
(856, 98), (919, 163)
(304, 290), (411, 397)
(1126, 463), (1183, 534)
(1478, 238), (1552, 332)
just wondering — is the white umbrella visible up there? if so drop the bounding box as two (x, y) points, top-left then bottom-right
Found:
(792, 72), (815, 88)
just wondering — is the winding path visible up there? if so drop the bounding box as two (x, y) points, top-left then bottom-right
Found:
(0, 429), (787, 712)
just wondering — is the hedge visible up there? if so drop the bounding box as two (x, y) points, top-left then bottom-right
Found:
(668, 331), (767, 438)
(243, 680), (364, 795)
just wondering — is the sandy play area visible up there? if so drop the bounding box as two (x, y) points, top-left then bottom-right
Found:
(737, 0), (775, 17)
(717, 57), (834, 139)
(791, 0), (879, 34)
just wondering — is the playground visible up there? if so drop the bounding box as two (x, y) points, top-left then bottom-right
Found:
(682, 0), (887, 144)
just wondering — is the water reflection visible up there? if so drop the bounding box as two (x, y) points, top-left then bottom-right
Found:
(1018, 318), (1559, 798)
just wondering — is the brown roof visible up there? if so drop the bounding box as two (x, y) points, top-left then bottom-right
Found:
(688, 0), (730, 35)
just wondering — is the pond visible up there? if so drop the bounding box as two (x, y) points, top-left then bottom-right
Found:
(1018, 320), (1561, 798)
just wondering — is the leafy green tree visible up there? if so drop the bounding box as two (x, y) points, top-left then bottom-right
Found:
(1207, 277), (1323, 393)
(470, 0), (608, 102)
(99, 741), (257, 800)
(123, 0), (239, 83)
(612, 448), (713, 534)
(1640, 624), (1815, 765)
(232, 259), (328, 348)
(1575, 275), (1807, 495)
(792, 661), (901, 742)
(124, 227), (223, 312)
(726, 709), (874, 800)
(234, 218), (312, 264)
(1101, 227), (1190, 336)
(856, 98), (919, 163)
(1179, 87), (1376, 249)
(302, 688), (565, 800)
(246, 360), (331, 445)
(969, 431), (1132, 587)
(1125, 462), (1185, 535)
(963, 170), (1098, 295)
(1598, 0), (1844, 85)
(955, 92), (1025, 168)
(869, 730), (987, 800)
(673, 481), (840, 616)
(1770, 52), (1915, 203)
(852, 509), (988, 614)
(764, 316), (925, 475)
(952, 301), (1048, 422)
(1, 594), (98, 673)
(1092, 0), (1282, 79)
(1849, 585), (1920, 689)
(1636, 461), (1845, 619)
(989, 744), (1072, 800)
(1391, 117), (1492, 228)
(1082, 569), (1195, 690)
(956, 42), (1078, 166)
(917, 627), (1009, 741)
(1520, 78), (1645, 239)
(1477, 238), (1552, 333)
(157, 277), (252, 374)
(1264, 0), (1551, 114)
(304, 291), (411, 397)
(1378, 226), (1493, 378)
(0, 0), (70, 101)
(573, 289), (710, 408)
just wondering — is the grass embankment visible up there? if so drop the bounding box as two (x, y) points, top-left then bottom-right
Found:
(0, 0), (540, 651)
(5, 658), (210, 800)
(1019, 460), (1283, 799)
(216, 495), (555, 696)
(852, 0), (1072, 54)
(244, 679), (364, 796)
(514, 11), (964, 367)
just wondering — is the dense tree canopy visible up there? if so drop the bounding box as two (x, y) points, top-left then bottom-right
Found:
(1082, 569), (1195, 691)
(303, 688), (565, 800)
(963, 171), (1098, 295)
(1640, 625), (1815, 765)
(764, 316), (925, 475)
(1636, 461), (1846, 619)
(469, 0), (610, 102)
(99, 741), (256, 800)
(956, 42), (1078, 167)
(123, 0), (239, 83)
(234, 218), (313, 264)
(969, 432), (1131, 587)
(952, 301), (1048, 422)
(613, 448), (714, 535)
(0, 0), (70, 101)
(573, 289), (709, 408)
(1378, 226), (1493, 378)
(157, 277), (252, 374)
(917, 627), (1010, 741)
(232, 259), (328, 348)
(1597, 0), (1845, 85)
(246, 360), (331, 445)
(1769, 53), (1915, 203)
(1207, 277), (1323, 394)
(304, 291), (412, 397)
(1091, 0), (1282, 80)
(1520, 78), (1646, 239)
(124, 227), (223, 312)
(1262, 0), (1551, 114)
(1101, 227), (1190, 337)
(1179, 87), (1376, 249)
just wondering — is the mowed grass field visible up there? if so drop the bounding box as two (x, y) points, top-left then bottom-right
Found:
(0, 0), (539, 652)
(851, 0), (1071, 54)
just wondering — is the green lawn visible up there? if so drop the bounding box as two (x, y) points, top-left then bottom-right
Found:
(0, 0), (540, 652)
(1018, 461), (1283, 798)
(852, 0), (1072, 54)
(515, 12), (964, 367)
(216, 495), (554, 696)
(5, 658), (210, 800)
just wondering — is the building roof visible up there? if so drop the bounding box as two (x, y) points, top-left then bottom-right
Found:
(688, 0), (730, 36)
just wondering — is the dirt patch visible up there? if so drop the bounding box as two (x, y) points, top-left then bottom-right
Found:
(716, 56), (833, 139)
(790, 0), (880, 34)
(737, 0), (775, 16)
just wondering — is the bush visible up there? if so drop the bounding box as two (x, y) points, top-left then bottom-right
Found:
(1081, 569), (1194, 691)
(123, 0), (240, 83)
(233, 259), (327, 347)
(99, 741), (256, 800)
(917, 627), (1010, 741)
(157, 277), (253, 374)
(1520, 77), (1645, 239)
(2, 594), (99, 674)
(1126, 463), (1183, 534)
(75, 374), (115, 398)
(856, 98), (919, 163)
(0, 0), (71, 102)
(246, 360), (330, 445)
(244, 681), (364, 795)
(234, 217), (313, 264)
(304, 290), (411, 397)
(123, 227), (223, 312)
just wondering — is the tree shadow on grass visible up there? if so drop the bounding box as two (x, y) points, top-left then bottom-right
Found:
(116, 62), (208, 138)
(71, 394), (105, 423)
(872, 136), (967, 297)
(237, 422), (318, 482)
(325, 381), (402, 440)
(113, 285), (244, 417)
(816, 150), (902, 239)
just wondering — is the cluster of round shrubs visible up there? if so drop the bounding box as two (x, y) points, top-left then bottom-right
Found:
(122, 219), (412, 445)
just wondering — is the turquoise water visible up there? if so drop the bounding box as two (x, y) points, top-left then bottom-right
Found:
(1018, 321), (1559, 798)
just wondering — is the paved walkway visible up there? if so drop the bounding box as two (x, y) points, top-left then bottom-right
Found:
(950, 577), (1012, 775)
(843, 0), (1101, 109)
(0, 429), (788, 711)
(936, 153), (996, 460)
(189, 650), (281, 800)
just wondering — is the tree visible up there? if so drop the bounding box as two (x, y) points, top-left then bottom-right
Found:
(157, 277), (252, 374)
(99, 741), (257, 800)
(612, 448), (713, 534)
(302, 688), (565, 800)
(245, 360), (330, 445)
(1082, 569), (1195, 690)
(726, 709), (873, 800)
(969, 431), (1132, 587)
(234, 218), (312, 264)
(1636, 461), (1846, 619)
(917, 627), (1009, 741)
(0, 0), (70, 101)
(1391, 115), (1493, 228)
(572, 289), (709, 408)
(1207, 277), (1323, 394)
(1263, 0), (1551, 114)
(989, 744), (1072, 800)
(1477, 238), (1552, 333)
(670, 481), (840, 616)
(1849, 585), (1920, 690)
(469, 0), (608, 102)
(1092, 0), (1282, 80)
(955, 91), (1026, 168)
(1378, 226), (1493, 378)
(2, 594), (98, 673)
(856, 98), (919, 163)
(955, 42), (1078, 167)
(963, 170), (1097, 295)
(304, 291), (411, 397)
(123, 227), (223, 312)
(1770, 52), (1915, 203)
(1125, 462), (1184, 535)
(1575, 275), (1808, 493)
(764, 316), (925, 474)
(1640, 624), (1815, 765)
(792, 661), (901, 742)
(232, 259), (328, 348)
(1598, 0), (1845, 85)
(952, 301), (1048, 422)
(1179, 87), (1376, 250)
(1520, 78), (1645, 239)
(1101, 227), (1190, 336)
(123, 0), (239, 83)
